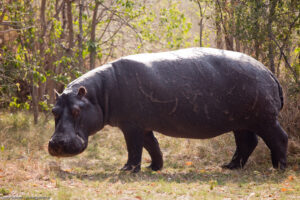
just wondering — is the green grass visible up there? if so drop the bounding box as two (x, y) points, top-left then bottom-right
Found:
(0, 111), (299, 200)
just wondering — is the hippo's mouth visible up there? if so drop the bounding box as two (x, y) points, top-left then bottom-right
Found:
(76, 134), (85, 145)
(48, 133), (88, 157)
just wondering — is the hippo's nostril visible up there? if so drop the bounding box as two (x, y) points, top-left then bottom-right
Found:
(49, 138), (55, 145)
(48, 139), (64, 156)
(48, 139), (56, 149)
(57, 139), (65, 146)
(48, 138), (65, 150)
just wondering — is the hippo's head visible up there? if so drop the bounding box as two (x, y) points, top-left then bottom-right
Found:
(48, 86), (103, 157)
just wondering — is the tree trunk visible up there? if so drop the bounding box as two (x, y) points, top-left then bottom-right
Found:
(90, 2), (100, 70)
(38, 0), (47, 107)
(199, 18), (203, 47)
(78, 0), (83, 71)
(235, 39), (240, 52)
(196, 0), (204, 47)
(267, 0), (277, 73)
(47, 0), (63, 104)
(252, 0), (260, 60)
(224, 35), (233, 50)
(224, 0), (234, 51)
(66, 0), (74, 53)
(234, 0), (241, 52)
(32, 84), (39, 124)
(215, 1), (223, 49)
(61, 1), (66, 39)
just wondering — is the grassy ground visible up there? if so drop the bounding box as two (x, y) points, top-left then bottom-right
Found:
(0, 111), (300, 200)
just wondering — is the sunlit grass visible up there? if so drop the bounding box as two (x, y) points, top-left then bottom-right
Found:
(0, 111), (299, 200)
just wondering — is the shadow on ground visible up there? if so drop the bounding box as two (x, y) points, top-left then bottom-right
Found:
(53, 161), (299, 186)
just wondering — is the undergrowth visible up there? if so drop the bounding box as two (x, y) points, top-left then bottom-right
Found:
(279, 81), (300, 164)
(0, 111), (299, 200)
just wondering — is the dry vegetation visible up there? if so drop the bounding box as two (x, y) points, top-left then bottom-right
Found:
(1, 0), (299, 199)
(0, 111), (300, 200)
(279, 82), (300, 165)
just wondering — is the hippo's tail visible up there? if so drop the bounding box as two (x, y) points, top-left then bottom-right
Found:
(270, 73), (284, 110)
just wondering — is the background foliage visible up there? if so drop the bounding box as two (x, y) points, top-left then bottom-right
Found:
(0, 0), (299, 135)
(0, 1), (299, 198)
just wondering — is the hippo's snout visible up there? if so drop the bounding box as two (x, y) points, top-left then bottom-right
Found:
(48, 134), (88, 157)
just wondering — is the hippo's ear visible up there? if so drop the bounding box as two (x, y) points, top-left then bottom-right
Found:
(77, 86), (87, 98)
(54, 89), (60, 100)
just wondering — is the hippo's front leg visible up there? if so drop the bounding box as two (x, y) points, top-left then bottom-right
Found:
(120, 125), (144, 173)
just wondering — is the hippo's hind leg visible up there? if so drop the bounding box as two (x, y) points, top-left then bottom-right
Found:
(143, 131), (163, 171)
(256, 121), (288, 170)
(222, 130), (258, 169)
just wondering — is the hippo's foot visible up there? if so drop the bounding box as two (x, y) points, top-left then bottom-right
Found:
(120, 163), (141, 173)
(147, 162), (163, 171)
(221, 162), (243, 170)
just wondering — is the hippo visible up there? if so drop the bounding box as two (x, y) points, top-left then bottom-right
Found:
(48, 48), (288, 172)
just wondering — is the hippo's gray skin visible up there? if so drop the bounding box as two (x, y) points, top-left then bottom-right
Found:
(49, 48), (288, 172)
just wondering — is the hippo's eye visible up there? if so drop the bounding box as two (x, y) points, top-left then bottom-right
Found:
(72, 107), (80, 118)
(52, 107), (60, 118)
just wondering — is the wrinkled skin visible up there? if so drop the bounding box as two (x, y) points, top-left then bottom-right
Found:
(49, 48), (288, 172)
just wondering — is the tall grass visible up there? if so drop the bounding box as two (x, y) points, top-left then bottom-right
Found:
(279, 81), (300, 164)
(0, 111), (54, 160)
(0, 91), (299, 168)
(0, 109), (299, 199)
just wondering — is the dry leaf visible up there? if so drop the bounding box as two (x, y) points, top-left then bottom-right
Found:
(50, 179), (56, 183)
(150, 182), (156, 186)
(117, 190), (123, 194)
(288, 175), (294, 181)
(292, 165), (299, 171)
(63, 169), (72, 173)
(281, 188), (287, 192)
(185, 161), (193, 166)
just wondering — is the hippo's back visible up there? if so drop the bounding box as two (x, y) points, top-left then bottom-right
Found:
(121, 48), (270, 80)
(109, 48), (282, 138)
